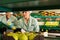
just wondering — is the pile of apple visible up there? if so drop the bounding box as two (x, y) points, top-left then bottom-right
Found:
(45, 21), (59, 26)
(7, 32), (38, 40)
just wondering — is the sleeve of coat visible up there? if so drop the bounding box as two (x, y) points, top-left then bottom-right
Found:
(34, 19), (40, 32)
(15, 19), (23, 28)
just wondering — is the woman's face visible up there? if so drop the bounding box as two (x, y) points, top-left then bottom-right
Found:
(6, 12), (11, 16)
(6, 12), (11, 18)
(23, 11), (30, 18)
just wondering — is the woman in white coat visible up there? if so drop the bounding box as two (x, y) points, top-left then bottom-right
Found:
(0, 12), (17, 29)
(17, 11), (39, 32)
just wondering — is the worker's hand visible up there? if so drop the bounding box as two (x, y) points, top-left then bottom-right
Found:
(21, 29), (26, 33)
(7, 22), (11, 25)
(12, 26), (16, 30)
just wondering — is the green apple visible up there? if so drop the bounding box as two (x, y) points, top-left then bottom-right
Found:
(19, 33), (28, 40)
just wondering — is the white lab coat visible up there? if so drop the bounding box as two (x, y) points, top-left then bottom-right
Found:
(17, 16), (39, 32)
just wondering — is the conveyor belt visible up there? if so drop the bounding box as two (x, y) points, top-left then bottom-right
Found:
(48, 33), (60, 36)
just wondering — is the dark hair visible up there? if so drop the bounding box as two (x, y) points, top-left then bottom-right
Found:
(22, 11), (29, 13)
(5, 12), (11, 13)
(22, 11), (26, 13)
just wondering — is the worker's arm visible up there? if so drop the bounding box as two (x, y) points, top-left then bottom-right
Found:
(34, 19), (39, 32)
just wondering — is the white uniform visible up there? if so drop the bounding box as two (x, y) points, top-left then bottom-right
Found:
(17, 16), (39, 32)
(0, 15), (17, 28)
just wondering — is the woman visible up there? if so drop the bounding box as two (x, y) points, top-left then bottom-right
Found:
(17, 11), (39, 32)
(0, 12), (17, 29)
